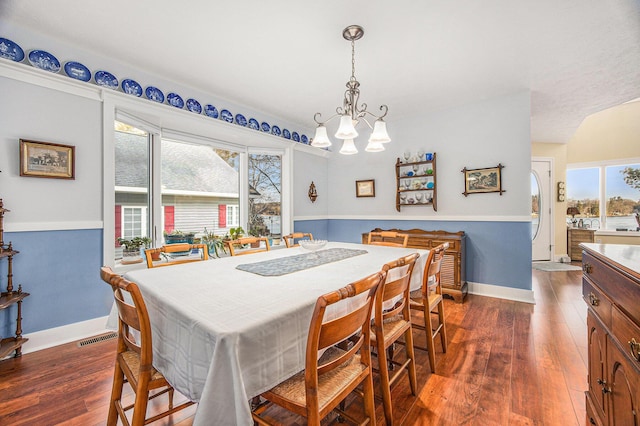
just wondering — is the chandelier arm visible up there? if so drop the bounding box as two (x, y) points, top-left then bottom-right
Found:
(360, 116), (373, 130)
(359, 104), (389, 121)
(314, 112), (340, 125)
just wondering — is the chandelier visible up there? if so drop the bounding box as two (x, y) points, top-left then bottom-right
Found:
(311, 25), (391, 155)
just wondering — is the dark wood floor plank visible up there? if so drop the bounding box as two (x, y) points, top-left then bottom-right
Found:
(0, 269), (587, 425)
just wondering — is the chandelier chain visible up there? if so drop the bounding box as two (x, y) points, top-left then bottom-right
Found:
(351, 39), (356, 81)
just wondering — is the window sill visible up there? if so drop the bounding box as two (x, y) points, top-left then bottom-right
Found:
(594, 230), (640, 237)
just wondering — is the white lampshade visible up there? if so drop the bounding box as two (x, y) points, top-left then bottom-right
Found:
(311, 124), (331, 148)
(368, 119), (391, 143)
(339, 139), (358, 155)
(365, 140), (385, 152)
(334, 115), (359, 139)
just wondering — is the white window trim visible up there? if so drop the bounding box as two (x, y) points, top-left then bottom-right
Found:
(226, 205), (240, 227)
(103, 92), (297, 268)
(120, 206), (148, 238)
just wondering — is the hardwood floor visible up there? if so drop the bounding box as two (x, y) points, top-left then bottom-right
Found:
(0, 268), (586, 425)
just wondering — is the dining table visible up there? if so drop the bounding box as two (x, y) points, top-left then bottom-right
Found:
(120, 241), (429, 426)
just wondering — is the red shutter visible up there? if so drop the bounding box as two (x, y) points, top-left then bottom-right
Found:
(115, 205), (122, 245)
(218, 204), (227, 228)
(164, 205), (175, 233)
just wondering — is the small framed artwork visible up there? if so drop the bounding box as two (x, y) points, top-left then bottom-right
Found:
(20, 139), (75, 179)
(461, 163), (505, 196)
(356, 179), (375, 197)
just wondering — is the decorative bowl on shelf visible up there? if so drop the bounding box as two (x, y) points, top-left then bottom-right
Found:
(299, 239), (327, 252)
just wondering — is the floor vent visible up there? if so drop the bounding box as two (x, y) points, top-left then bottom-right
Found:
(77, 332), (118, 347)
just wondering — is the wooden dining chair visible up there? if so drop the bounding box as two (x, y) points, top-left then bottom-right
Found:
(251, 270), (386, 426)
(100, 266), (194, 426)
(144, 243), (209, 268)
(409, 242), (449, 373)
(373, 252), (419, 426)
(282, 232), (314, 248)
(367, 231), (409, 248)
(225, 236), (270, 256)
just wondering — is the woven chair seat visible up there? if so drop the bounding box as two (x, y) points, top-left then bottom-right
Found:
(371, 315), (410, 344)
(121, 350), (166, 383)
(268, 347), (366, 411)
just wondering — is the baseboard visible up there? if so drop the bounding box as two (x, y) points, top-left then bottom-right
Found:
(468, 281), (536, 304)
(18, 316), (112, 356)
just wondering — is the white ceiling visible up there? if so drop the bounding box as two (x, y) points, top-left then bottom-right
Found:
(2, 0), (639, 143)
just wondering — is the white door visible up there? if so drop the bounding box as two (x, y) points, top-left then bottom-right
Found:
(531, 160), (553, 261)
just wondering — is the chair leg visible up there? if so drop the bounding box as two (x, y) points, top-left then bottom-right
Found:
(362, 371), (377, 426)
(132, 376), (151, 426)
(403, 327), (418, 396)
(377, 341), (394, 426)
(423, 306), (437, 374)
(437, 304), (448, 353)
(107, 365), (125, 426)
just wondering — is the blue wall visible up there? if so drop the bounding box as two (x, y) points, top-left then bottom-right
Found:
(295, 219), (532, 290)
(0, 229), (112, 335)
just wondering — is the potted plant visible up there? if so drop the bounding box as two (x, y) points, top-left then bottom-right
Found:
(164, 230), (195, 245)
(117, 236), (152, 264)
(201, 228), (227, 258)
(227, 226), (245, 241)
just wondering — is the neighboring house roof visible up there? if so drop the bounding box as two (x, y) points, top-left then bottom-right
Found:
(115, 132), (239, 195)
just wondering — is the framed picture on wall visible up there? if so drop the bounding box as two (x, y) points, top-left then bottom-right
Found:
(19, 139), (75, 179)
(356, 179), (375, 197)
(461, 164), (505, 196)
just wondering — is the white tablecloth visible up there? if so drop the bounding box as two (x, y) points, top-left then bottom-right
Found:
(121, 242), (428, 426)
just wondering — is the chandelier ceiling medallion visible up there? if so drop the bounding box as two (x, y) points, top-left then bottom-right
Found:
(311, 25), (391, 155)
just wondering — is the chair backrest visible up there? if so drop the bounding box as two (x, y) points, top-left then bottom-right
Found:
(421, 242), (449, 297)
(283, 232), (314, 248)
(305, 270), (386, 406)
(225, 236), (270, 256)
(377, 252), (419, 327)
(145, 243), (209, 268)
(100, 266), (153, 366)
(367, 231), (409, 248)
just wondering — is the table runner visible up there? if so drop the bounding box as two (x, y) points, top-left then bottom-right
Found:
(236, 247), (368, 276)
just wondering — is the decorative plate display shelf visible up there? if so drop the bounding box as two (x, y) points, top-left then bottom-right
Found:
(395, 152), (437, 212)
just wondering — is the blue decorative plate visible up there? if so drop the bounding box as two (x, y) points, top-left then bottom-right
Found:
(220, 109), (233, 123)
(271, 125), (281, 136)
(186, 98), (202, 114)
(261, 122), (270, 133)
(28, 49), (60, 73)
(167, 93), (184, 109)
(0, 38), (25, 62)
(282, 129), (291, 139)
(63, 61), (91, 82)
(204, 104), (219, 118)
(235, 114), (247, 126)
(145, 86), (165, 103)
(94, 70), (118, 89)
(248, 118), (260, 130)
(292, 132), (300, 142)
(121, 78), (143, 96)
(301, 134), (309, 144)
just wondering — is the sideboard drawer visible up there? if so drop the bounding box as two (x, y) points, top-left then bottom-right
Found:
(611, 305), (640, 367)
(583, 278), (612, 328)
(583, 251), (640, 326)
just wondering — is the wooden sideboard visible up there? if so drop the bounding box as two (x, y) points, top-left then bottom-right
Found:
(568, 227), (595, 261)
(362, 228), (467, 302)
(581, 243), (640, 426)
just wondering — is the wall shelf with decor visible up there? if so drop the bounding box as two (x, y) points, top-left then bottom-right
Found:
(0, 199), (29, 359)
(395, 153), (437, 212)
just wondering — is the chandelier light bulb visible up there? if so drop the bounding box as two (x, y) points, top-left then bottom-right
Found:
(365, 141), (385, 152)
(339, 139), (358, 155)
(368, 119), (391, 143)
(311, 124), (331, 148)
(335, 115), (359, 140)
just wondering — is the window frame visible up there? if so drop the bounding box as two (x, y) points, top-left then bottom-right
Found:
(103, 92), (295, 269)
(567, 157), (640, 231)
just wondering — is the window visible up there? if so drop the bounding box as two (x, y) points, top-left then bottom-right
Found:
(566, 162), (640, 230)
(121, 206), (147, 238)
(160, 139), (240, 243)
(248, 153), (282, 239)
(106, 103), (293, 267)
(226, 205), (239, 227)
